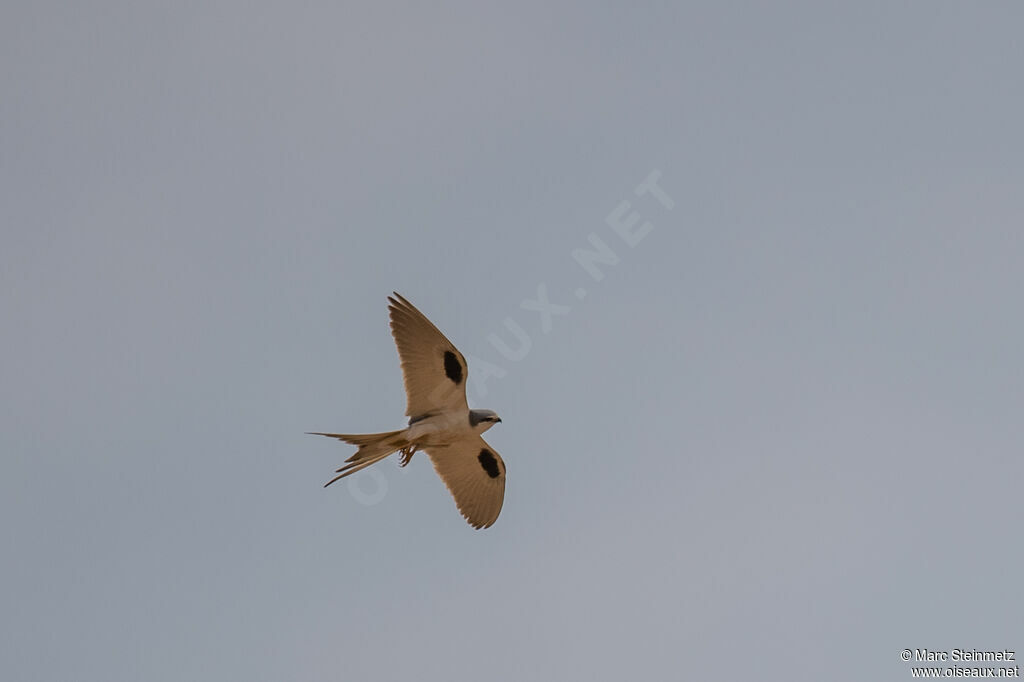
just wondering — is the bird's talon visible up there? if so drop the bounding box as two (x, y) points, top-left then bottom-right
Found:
(399, 445), (418, 467)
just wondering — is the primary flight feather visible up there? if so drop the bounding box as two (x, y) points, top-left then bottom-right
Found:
(310, 293), (506, 529)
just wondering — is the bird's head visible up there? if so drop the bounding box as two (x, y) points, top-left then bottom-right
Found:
(469, 409), (502, 433)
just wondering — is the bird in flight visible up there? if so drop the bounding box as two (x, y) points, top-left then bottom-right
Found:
(310, 293), (506, 529)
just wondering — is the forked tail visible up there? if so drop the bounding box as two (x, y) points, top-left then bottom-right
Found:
(308, 429), (410, 487)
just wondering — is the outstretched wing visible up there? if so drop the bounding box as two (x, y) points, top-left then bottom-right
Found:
(425, 435), (506, 529)
(388, 292), (469, 418)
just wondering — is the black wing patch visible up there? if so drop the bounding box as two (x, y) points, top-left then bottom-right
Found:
(443, 350), (463, 384)
(478, 449), (501, 478)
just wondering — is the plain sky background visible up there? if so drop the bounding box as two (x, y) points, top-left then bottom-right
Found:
(3, 3), (1022, 680)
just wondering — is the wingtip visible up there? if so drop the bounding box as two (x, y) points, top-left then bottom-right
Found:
(388, 291), (411, 308)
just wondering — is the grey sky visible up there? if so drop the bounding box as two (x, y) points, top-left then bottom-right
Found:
(3, 3), (1022, 680)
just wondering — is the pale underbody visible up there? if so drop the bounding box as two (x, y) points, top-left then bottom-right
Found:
(399, 411), (497, 465)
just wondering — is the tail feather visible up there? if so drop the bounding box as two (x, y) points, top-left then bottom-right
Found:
(308, 430), (403, 447)
(309, 429), (409, 486)
(322, 452), (394, 487)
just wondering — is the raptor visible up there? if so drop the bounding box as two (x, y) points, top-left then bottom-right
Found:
(310, 293), (506, 529)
